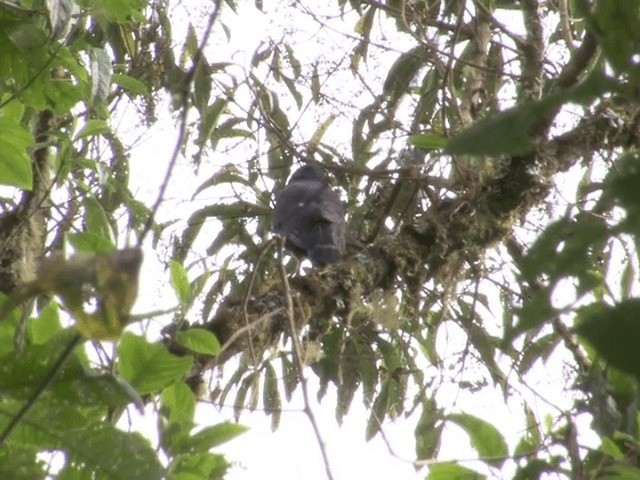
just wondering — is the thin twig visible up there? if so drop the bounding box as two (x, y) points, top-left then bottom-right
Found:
(139, 0), (224, 244)
(242, 239), (276, 366)
(276, 237), (334, 480)
(218, 308), (285, 359)
(0, 333), (82, 446)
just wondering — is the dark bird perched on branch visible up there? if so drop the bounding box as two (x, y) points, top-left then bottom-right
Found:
(273, 164), (345, 266)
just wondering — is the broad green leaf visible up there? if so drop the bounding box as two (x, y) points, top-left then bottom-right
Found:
(68, 232), (115, 253)
(409, 133), (448, 151)
(594, 0), (640, 81)
(600, 437), (624, 461)
(575, 300), (640, 381)
(74, 119), (110, 140)
(176, 328), (220, 356)
(177, 422), (249, 453)
(117, 332), (193, 395)
(90, 47), (111, 104)
(112, 73), (150, 96)
(598, 465), (640, 480)
(5, 400), (165, 479)
(193, 60), (212, 112)
(365, 379), (389, 440)
(448, 413), (509, 467)
(0, 117), (33, 189)
(427, 462), (485, 480)
(0, 329), (135, 406)
(162, 382), (196, 425)
(0, 444), (46, 480)
(383, 46), (425, 104)
(446, 72), (618, 156)
(0, 94), (24, 122)
(48, 0), (75, 39)
(84, 196), (113, 243)
(27, 302), (61, 345)
(506, 286), (555, 342)
(170, 260), (191, 307)
(446, 104), (535, 156)
(415, 398), (442, 460)
(168, 452), (229, 480)
(513, 459), (556, 480)
(0, 329), (81, 398)
(5, 23), (48, 52)
(518, 333), (560, 375)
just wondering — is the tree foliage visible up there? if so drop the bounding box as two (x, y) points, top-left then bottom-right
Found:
(1, 0), (640, 478)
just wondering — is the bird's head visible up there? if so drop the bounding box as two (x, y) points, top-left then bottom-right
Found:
(289, 164), (328, 184)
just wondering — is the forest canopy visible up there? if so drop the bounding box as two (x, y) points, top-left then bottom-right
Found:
(0, 0), (640, 479)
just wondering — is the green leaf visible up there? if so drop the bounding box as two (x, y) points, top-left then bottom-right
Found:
(448, 413), (509, 467)
(600, 437), (624, 461)
(446, 104), (535, 156)
(5, 23), (48, 52)
(170, 260), (191, 308)
(427, 462), (485, 480)
(193, 164), (250, 199)
(112, 73), (150, 96)
(118, 332), (193, 395)
(408, 133), (448, 151)
(178, 422), (249, 453)
(0, 94), (25, 122)
(175, 328), (220, 356)
(67, 232), (115, 253)
(0, 329), (136, 406)
(161, 382), (196, 425)
(48, 0), (75, 39)
(0, 444), (46, 480)
(193, 60), (212, 112)
(27, 302), (61, 344)
(74, 119), (110, 140)
(594, 0), (640, 81)
(507, 287), (555, 342)
(168, 452), (229, 480)
(233, 372), (256, 421)
(83, 196), (113, 242)
(5, 400), (165, 479)
(598, 465), (640, 480)
(513, 459), (556, 480)
(415, 398), (442, 460)
(0, 117), (34, 189)
(263, 363), (281, 431)
(90, 47), (112, 104)
(365, 379), (390, 440)
(182, 23), (199, 62)
(446, 72), (618, 156)
(575, 300), (640, 381)
(383, 46), (425, 104)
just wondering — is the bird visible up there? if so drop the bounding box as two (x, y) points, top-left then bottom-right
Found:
(273, 164), (345, 266)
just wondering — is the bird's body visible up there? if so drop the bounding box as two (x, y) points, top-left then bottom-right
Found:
(273, 165), (345, 266)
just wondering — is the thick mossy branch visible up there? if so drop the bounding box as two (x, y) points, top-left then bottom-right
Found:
(0, 110), (53, 294)
(172, 96), (640, 381)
